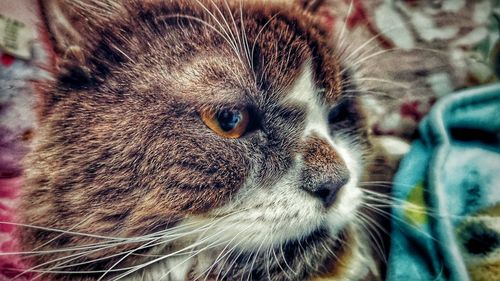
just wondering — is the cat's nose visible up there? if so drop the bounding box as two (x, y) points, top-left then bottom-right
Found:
(298, 133), (351, 208)
(308, 176), (349, 208)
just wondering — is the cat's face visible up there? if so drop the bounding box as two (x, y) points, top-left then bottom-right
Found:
(197, 62), (366, 249)
(21, 0), (372, 279)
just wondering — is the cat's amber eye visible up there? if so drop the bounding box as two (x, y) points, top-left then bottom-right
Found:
(200, 107), (250, 138)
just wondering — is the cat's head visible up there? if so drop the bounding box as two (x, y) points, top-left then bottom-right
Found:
(21, 0), (373, 279)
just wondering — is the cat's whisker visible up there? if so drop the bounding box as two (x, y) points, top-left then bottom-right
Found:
(355, 77), (411, 90)
(206, 0), (246, 71)
(166, 14), (229, 43)
(279, 238), (296, 275)
(355, 217), (387, 265)
(26, 241), (180, 279)
(98, 214), (241, 280)
(111, 244), (219, 280)
(101, 208), (252, 280)
(251, 12), (280, 84)
(244, 233), (270, 281)
(36, 241), (160, 280)
(0, 222), (128, 241)
(97, 237), (172, 281)
(109, 209), (255, 278)
(359, 46), (452, 66)
(346, 49), (403, 74)
(193, 0), (244, 72)
(360, 180), (396, 185)
(363, 194), (468, 220)
(343, 89), (395, 99)
(221, 0), (243, 49)
(194, 221), (257, 281)
(23, 227), (201, 279)
(336, 0), (355, 52)
(223, 0), (251, 88)
(357, 208), (391, 239)
(110, 222), (242, 281)
(263, 244), (272, 281)
(185, 219), (248, 274)
(20, 210), (249, 279)
(171, 10), (246, 88)
(336, 7), (452, 64)
(4, 219), (208, 257)
(236, 239), (256, 281)
(204, 237), (245, 280)
(27, 215), (100, 254)
(354, 212), (388, 264)
(157, 240), (225, 281)
(362, 189), (428, 208)
(281, 34), (297, 79)
(240, 0), (254, 79)
(19, 239), (130, 259)
(362, 188), (425, 206)
(214, 225), (259, 275)
(320, 238), (347, 268)
(218, 239), (248, 281)
(338, 73), (437, 103)
(333, 12), (473, 105)
(221, 0), (250, 73)
(362, 203), (439, 239)
(266, 244), (286, 280)
(296, 234), (310, 268)
(110, 44), (136, 64)
(360, 182), (418, 190)
(358, 202), (449, 248)
(198, 0), (237, 48)
(340, 24), (409, 65)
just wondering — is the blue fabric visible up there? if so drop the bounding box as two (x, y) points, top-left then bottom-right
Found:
(386, 83), (500, 281)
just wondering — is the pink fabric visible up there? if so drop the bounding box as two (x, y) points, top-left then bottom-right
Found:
(0, 178), (31, 280)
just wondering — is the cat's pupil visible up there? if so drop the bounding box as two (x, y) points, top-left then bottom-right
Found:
(217, 109), (242, 132)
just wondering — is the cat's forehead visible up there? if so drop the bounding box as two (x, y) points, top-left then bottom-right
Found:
(47, 0), (345, 112)
(110, 2), (323, 81)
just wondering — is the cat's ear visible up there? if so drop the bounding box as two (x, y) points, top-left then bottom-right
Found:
(40, 0), (122, 55)
(295, 0), (335, 34)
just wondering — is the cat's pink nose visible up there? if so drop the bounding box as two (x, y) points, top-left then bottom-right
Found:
(308, 177), (349, 208)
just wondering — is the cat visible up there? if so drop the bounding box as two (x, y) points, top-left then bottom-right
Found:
(19, 0), (392, 280)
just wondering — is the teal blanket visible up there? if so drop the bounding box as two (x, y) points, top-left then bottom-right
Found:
(386, 83), (500, 281)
